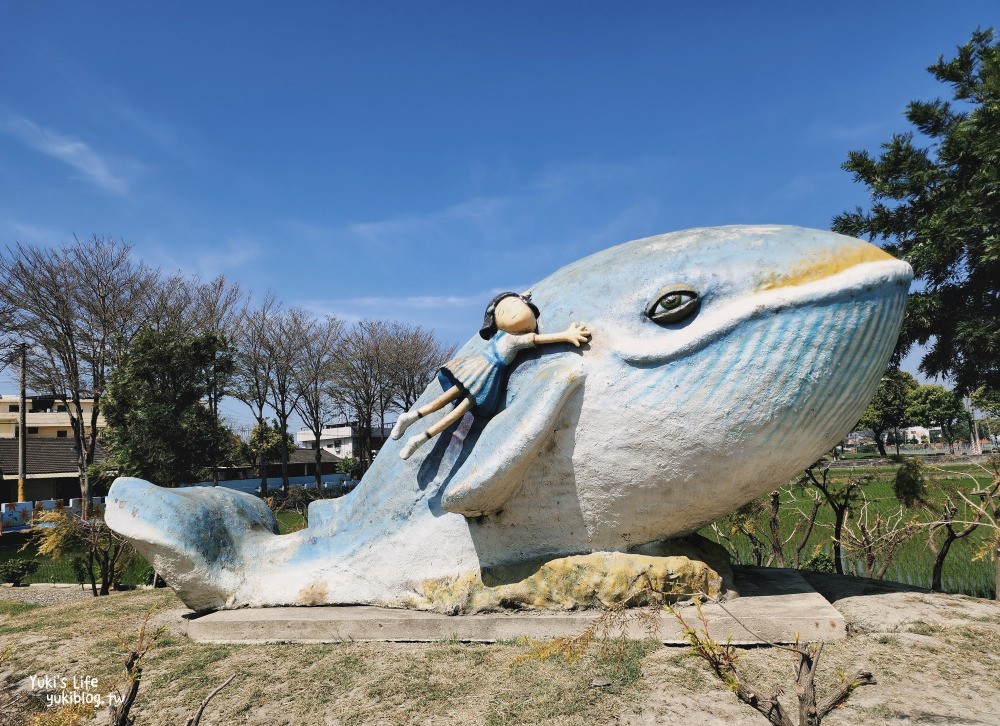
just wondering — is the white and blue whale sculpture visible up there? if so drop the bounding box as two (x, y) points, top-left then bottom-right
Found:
(106, 225), (911, 611)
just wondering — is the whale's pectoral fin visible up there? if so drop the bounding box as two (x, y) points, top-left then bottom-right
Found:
(440, 358), (585, 517)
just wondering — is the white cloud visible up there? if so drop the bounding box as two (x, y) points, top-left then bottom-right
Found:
(335, 156), (666, 256)
(147, 237), (265, 279)
(528, 158), (640, 194)
(346, 196), (510, 249)
(296, 286), (526, 342)
(1, 114), (135, 195)
(0, 216), (62, 244)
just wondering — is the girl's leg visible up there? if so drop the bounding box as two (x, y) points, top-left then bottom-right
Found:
(400, 398), (474, 460)
(391, 387), (462, 440)
(417, 387), (462, 417)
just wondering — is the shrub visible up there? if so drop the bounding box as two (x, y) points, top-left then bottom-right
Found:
(801, 546), (836, 574)
(894, 458), (928, 508)
(70, 556), (89, 588)
(0, 558), (40, 586)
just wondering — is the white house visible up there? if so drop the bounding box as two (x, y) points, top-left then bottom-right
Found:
(295, 421), (393, 460)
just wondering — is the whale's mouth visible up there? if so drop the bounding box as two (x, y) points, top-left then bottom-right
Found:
(613, 259), (912, 366)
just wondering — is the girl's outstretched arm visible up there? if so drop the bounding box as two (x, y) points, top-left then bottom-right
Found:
(532, 322), (591, 347)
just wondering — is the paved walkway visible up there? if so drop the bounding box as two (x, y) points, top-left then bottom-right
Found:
(0, 583), (93, 606)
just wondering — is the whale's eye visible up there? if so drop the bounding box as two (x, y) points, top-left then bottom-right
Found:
(646, 284), (699, 324)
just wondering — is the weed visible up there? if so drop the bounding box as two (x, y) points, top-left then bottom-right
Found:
(907, 621), (943, 636)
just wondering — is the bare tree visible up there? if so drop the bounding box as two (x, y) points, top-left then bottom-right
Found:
(799, 463), (870, 575)
(292, 313), (344, 489)
(0, 237), (155, 507)
(924, 460), (1000, 594)
(840, 494), (920, 579)
(231, 295), (278, 495)
(387, 323), (455, 411)
(329, 319), (393, 472)
(264, 307), (309, 491)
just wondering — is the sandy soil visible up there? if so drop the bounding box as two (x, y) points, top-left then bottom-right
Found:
(2, 575), (1000, 725)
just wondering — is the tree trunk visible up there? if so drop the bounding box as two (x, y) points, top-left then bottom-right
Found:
(87, 551), (98, 598)
(768, 491), (785, 567)
(931, 533), (955, 592)
(832, 508), (846, 575)
(210, 373), (220, 487)
(792, 498), (822, 569)
(256, 415), (268, 497)
(97, 555), (110, 596)
(995, 543), (999, 602)
(69, 396), (91, 518)
(875, 434), (887, 457)
(314, 441), (322, 490)
(280, 419), (290, 492)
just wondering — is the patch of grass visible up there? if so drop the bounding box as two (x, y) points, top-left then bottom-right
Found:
(0, 600), (39, 617)
(0, 533), (151, 586)
(907, 620), (943, 636)
(274, 511), (305, 534)
(592, 638), (659, 690)
(863, 703), (904, 721)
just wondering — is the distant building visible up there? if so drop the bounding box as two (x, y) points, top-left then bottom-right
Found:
(0, 438), (109, 502)
(899, 425), (932, 444)
(264, 448), (342, 479)
(0, 394), (106, 440)
(295, 420), (392, 460)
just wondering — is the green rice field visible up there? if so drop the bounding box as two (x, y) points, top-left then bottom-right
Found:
(702, 460), (997, 599)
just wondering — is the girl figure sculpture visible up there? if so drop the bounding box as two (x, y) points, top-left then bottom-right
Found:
(391, 291), (592, 460)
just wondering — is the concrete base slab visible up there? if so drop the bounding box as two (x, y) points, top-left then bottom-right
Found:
(184, 567), (844, 645)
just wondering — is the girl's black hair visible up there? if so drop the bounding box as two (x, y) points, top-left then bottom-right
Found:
(479, 292), (540, 339)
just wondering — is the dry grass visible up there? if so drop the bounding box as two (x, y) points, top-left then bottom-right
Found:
(0, 591), (653, 726)
(3, 587), (1000, 725)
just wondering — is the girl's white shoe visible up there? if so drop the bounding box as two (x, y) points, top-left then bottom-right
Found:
(391, 410), (420, 440)
(400, 433), (428, 460)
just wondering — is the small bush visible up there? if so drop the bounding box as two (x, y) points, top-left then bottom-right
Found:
(894, 458), (928, 508)
(0, 558), (40, 586)
(801, 547), (836, 573)
(70, 556), (90, 588)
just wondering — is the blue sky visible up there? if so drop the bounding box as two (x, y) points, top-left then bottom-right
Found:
(1, 2), (995, 427)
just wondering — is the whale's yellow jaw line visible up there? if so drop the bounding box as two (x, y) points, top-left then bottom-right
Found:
(758, 243), (897, 291)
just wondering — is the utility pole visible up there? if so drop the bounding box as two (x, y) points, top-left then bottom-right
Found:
(17, 342), (27, 502)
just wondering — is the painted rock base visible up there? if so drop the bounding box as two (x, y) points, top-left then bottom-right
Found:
(395, 535), (735, 614)
(186, 567), (841, 644)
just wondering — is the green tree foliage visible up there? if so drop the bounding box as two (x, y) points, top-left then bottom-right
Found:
(972, 386), (1000, 418)
(102, 328), (235, 486)
(243, 419), (296, 475)
(335, 456), (360, 479)
(833, 28), (1000, 395)
(0, 558), (39, 586)
(972, 386), (1000, 446)
(906, 384), (968, 452)
(857, 369), (919, 456)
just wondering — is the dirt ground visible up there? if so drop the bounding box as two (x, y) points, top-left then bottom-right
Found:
(2, 574), (1000, 725)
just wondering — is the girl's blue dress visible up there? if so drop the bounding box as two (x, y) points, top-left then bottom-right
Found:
(437, 331), (510, 415)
